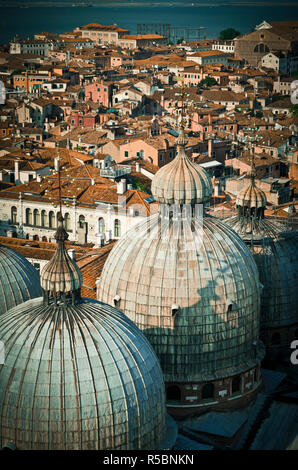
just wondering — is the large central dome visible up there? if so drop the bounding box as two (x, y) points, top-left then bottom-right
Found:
(97, 213), (262, 383)
(97, 127), (264, 415)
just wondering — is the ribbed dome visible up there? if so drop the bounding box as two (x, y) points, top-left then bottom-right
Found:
(40, 217), (82, 294)
(225, 216), (298, 330)
(236, 178), (266, 209)
(97, 213), (264, 383)
(151, 127), (213, 205)
(0, 296), (175, 450)
(0, 244), (42, 315)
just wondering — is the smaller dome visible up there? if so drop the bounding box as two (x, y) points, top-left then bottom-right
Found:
(40, 216), (82, 294)
(0, 244), (42, 315)
(237, 181), (267, 209)
(151, 127), (213, 206)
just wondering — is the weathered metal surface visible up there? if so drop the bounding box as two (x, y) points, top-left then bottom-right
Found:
(226, 215), (298, 329)
(236, 183), (266, 209)
(0, 244), (42, 315)
(97, 213), (263, 383)
(0, 296), (168, 450)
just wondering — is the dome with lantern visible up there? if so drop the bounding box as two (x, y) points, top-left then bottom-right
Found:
(224, 167), (298, 353)
(151, 127), (213, 206)
(0, 216), (176, 450)
(0, 243), (42, 315)
(97, 127), (264, 415)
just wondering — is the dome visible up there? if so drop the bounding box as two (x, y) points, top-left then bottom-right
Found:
(236, 183), (267, 209)
(40, 216), (82, 294)
(151, 127), (213, 206)
(236, 164), (266, 211)
(0, 243), (42, 315)
(97, 213), (264, 384)
(0, 216), (176, 450)
(0, 297), (173, 450)
(225, 213), (298, 333)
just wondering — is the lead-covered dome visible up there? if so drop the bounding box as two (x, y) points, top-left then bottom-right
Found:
(236, 183), (266, 210)
(97, 213), (264, 383)
(0, 243), (42, 315)
(0, 297), (172, 450)
(225, 207), (298, 334)
(151, 127), (213, 205)
(236, 163), (266, 214)
(0, 216), (176, 450)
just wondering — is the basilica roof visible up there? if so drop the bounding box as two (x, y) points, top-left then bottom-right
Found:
(0, 214), (174, 450)
(97, 213), (264, 383)
(0, 243), (42, 315)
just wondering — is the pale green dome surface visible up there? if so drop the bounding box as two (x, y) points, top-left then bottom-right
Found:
(0, 296), (171, 450)
(0, 244), (42, 316)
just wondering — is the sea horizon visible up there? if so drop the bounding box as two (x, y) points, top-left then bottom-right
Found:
(0, 1), (297, 44)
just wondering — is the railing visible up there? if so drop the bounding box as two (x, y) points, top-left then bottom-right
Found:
(100, 165), (132, 178)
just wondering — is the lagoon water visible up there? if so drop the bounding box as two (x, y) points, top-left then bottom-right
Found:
(0, 1), (297, 44)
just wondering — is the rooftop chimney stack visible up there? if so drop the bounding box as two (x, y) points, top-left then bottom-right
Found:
(68, 249), (75, 261)
(14, 161), (20, 183)
(117, 178), (127, 195)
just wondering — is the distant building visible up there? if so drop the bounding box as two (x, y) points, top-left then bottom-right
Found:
(9, 39), (53, 57)
(77, 23), (129, 46)
(212, 40), (235, 53)
(186, 50), (230, 66)
(234, 20), (298, 67)
(261, 51), (298, 75)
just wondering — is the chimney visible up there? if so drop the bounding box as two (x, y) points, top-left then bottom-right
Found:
(208, 138), (213, 158)
(117, 178), (127, 195)
(68, 249), (75, 260)
(91, 178), (95, 185)
(14, 161), (20, 182)
(136, 162), (140, 172)
(214, 181), (220, 196)
(54, 157), (59, 171)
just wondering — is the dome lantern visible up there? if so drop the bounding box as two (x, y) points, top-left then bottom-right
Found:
(236, 156), (267, 221)
(151, 126), (213, 208)
(40, 215), (82, 306)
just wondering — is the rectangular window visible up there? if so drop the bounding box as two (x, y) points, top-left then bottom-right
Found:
(124, 151), (129, 158)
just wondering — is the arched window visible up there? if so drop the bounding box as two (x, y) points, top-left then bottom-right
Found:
(33, 209), (40, 226)
(26, 208), (32, 225)
(202, 383), (214, 400)
(56, 211), (62, 225)
(79, 215), (85, 228)
(232, 375), (242, 394)
(49, 211), (55, 228)
(98, 217), (105, 233)
(41, 210), (47, 227)
(114, 219), (121, 237)
(254, 43), (269, 53)
(166, 386), (181, 401)
(11, 206), (17, 224)
(64, 212), (70, 231)
(271, 332), (281, 345)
